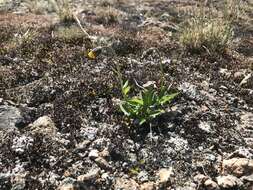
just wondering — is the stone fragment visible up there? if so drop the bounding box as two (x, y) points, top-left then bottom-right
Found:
(99, 148), (110, 158)
(216, 175), (243, 189)
(198, 121), (212, 133)
(114, 177), (139, 190)
(240, 73), (253, 88)
(193, 174), (209, 184)
(223, 158), (253, 177)
(88, 149), (99, 159)
(0, 105), (23, 129)
(28, 116), (57, 135)
(77, 168), (100, 182)
(94, 157), (111, 170)
(140, 182), (155, 190)
(58, 177), (79, 190)
(157, 167), (173, 184)
(204, 179), (220, 190)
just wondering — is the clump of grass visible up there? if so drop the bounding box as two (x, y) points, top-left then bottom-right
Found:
(178, 0), (249, 54)
(0, 0), (12, 12)
(94, 6), (125, 25)
(23, 0), (53, 14)
(54, 25), (86, 43)
(179, 17), (233, 54)
(223, 0), (246, 23)
(51, 0), (74, 23)
(23, 0), (74, 23)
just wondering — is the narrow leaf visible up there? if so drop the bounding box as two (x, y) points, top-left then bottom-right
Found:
(159, 92), (178, 105)
(119, 103), (130, 116)
(128, 98), (143, 106)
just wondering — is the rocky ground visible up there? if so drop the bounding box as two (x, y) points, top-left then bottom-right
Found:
(0, 0), (253, 189)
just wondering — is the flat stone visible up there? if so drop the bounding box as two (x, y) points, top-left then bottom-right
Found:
(216, 175), (243, 189)
(241, 174), (253, 183)
(140, 182), (155, 190)
(58, 177), (80, 190)
(94, 157), (111, 170)
(27, 116), (57, 135)
(198, 121), (212, 133)
(99, 148), (110, 158)
(77, 168), (100, 182)
(114, 177), (139, 190)
(157, 167), (173, 184)
(240, 73), (253, 88)
(88, 149), (99, 159)
(193, 174), (209, 184)
(204, 179), (220, 190)
(223, 158), (253, 177)
(0, 105), (23, 129)
(137, 171), (149, 182)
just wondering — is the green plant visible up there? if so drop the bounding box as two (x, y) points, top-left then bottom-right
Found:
(119, 80), (178, 125)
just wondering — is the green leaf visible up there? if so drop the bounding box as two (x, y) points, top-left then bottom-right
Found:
(123, 80), (129, 89)
(139, 118), (147, 125)
(123, 86), (131, 96)
(128, 97), (143, 106)
(119, 103), (131, 116)
(150, 109), (165, 118)
(159, 92), (178, 105)
(142, 89), (155, 107)
(122, 80), (131, 96)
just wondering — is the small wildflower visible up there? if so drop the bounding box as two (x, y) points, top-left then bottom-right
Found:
(87, 47), (103, 60)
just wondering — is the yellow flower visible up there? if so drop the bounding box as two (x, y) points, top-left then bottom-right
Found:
(87, 47), (102, 60)
(87, 50), (96, 59)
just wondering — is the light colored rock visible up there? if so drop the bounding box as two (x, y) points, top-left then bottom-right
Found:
(88, 149), (99, 159)
(193, 174), (209, 184)
(234, 70), (247, 82)
(11, 173), (26, 190)
(99, 148), (110, 158)
(198, 121), (212, 133)
(58, 177), (79, 190)
(176, 182), (197, 190)
(216, 175), (243, 189)
(59, 183), (77, 190)
(219, 68), (231, 78)
(77, 168), (100, 182)
(223, 158), (253, 177)
(94, 157), (111, 170)
(241, 174), (253, 183)
(137, 171), (149, 182)
(114, 177), (139, 190)
(140, 182), (155, 190)
(204, 179), (220, 190)
(75, 140), (90, 151)
(227, 148), (253, 159)
(240, 73), (253, 88)
(240, 112), (253, 129)
(0, 105), (23, 129)
(157, 167), (173, 184)
(28, 116), (57, 135)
